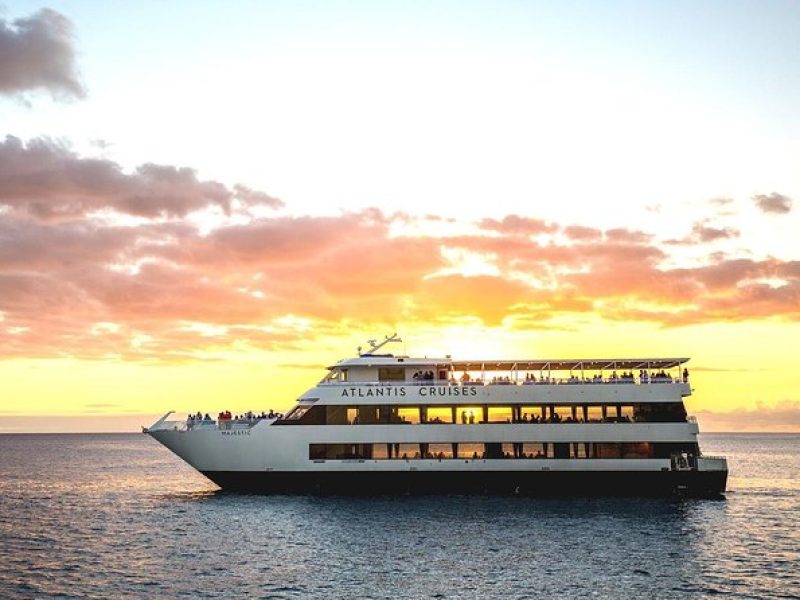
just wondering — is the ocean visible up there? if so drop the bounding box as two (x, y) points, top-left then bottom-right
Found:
(0, 433), (797, 599)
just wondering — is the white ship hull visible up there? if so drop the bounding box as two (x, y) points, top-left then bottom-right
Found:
(147, 420), (727, 496)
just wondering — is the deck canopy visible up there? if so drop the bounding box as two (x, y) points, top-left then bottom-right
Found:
(449, 358), (689, 372)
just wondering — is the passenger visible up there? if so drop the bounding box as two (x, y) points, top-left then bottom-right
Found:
(468, 410), (475, 425)
(461, 411), (467, 425)
(683, 368), (689, 383)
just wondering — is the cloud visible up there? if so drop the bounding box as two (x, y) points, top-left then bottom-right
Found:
(563, 225), (602, 242)
(665, 221), (740, 245)
(1, 139), (799, 360)
(0, 136), (283, 220)
(708, 197), (733, 206)
(753, 192), (792, 214)
(0, 9), (85, 99)
(479, 215), (557, 236)
(604, 228), (652, 244)
(694, 401), (800, 433)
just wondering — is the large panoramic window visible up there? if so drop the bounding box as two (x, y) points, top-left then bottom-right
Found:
(292, 402), (689, 425)
(308, 441), (656, 460)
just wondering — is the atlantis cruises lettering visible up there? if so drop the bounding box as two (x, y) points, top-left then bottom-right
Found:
(340, 386), (478, 398)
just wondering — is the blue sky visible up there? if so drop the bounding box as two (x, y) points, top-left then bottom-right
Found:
(2, 1), (798, 244)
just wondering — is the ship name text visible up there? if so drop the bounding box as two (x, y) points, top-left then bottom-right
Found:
(340, 386), (478, 398)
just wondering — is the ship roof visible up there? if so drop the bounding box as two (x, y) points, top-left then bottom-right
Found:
(330, 356), (689, 370)
(449, 358), (689, 371)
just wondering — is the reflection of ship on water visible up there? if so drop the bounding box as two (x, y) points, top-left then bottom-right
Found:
(145, 334), (728, 496)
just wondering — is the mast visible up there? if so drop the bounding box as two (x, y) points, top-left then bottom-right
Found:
(358, 333), (403, 356)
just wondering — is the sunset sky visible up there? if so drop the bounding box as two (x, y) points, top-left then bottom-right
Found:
(1, 1), (798, 432)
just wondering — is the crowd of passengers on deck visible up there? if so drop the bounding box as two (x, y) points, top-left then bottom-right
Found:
(412, 370), (436, 381)
(441, 368), (688, 386)
(186, 409), (283, 428)
(424, 412), (633, 425)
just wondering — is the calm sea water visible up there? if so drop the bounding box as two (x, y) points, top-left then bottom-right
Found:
(0, 433), (797, 599)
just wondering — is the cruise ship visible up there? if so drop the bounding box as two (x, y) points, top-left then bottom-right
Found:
(145, 335), (728, 496)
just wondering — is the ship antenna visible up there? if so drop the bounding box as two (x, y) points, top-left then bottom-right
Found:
(360, 333), (402, 356)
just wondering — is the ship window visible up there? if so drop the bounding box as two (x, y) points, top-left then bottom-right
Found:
(309, 443), (374, 460)
(378, 367), (405, 382)
(324, 368), (348, 383)
(521, 406), (545, 421)
(622, 442), (652, 458)
(553, 406), (573, 422)
(456, 406), (482, 424)
(634, 403), (687, 423)
(285, 406), (310, 420)
(523, 443), (548, 458)
(487, 406), (512, 423)
(457, 443), (485, 459)
(501, 443), (515, 458)
(372, 444), (391, 459)
(425, 407), (454, 424)
(320, 406), (346, 425)
(572, 443), (590, 458)
(426, 443), (454, 459)
(585, 406), (604, 423)
(593, 443), (623, 458)
(553, 442), (570, 459)
(397, 407), (420, 424)
(357, 406), (380, 424)
(396, 443), (420, 459)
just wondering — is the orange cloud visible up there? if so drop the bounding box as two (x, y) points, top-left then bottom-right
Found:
(694, 401), (800, 433)
(2, 140), (799, 361)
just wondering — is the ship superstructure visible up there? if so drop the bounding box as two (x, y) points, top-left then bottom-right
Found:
(146, 335), (727, 496)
